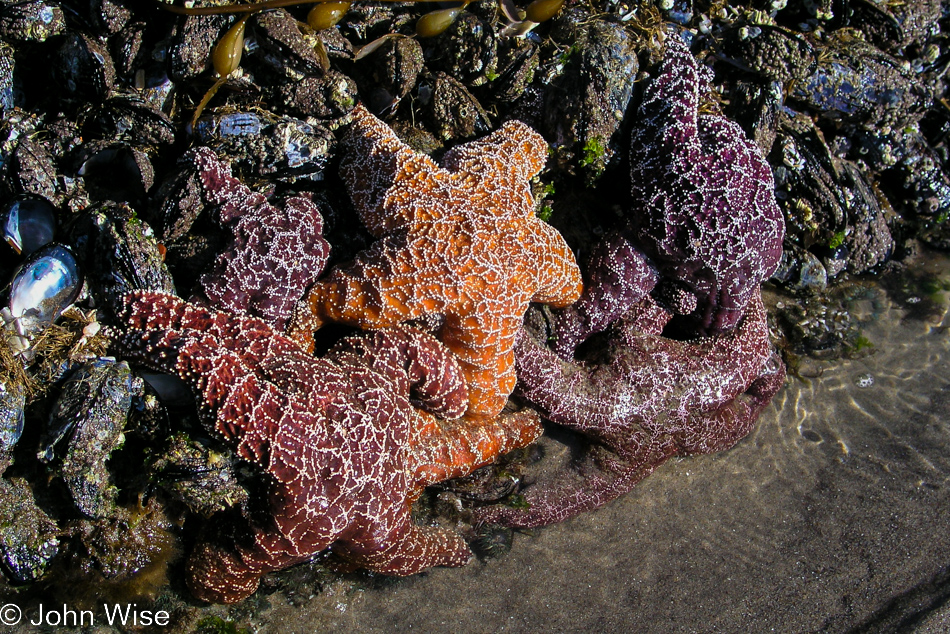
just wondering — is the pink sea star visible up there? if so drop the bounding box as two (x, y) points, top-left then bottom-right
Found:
(288, 104), (583, 419)
(116, 291), (539, 603)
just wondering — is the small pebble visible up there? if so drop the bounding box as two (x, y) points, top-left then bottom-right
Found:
(854, 373), (874, 388)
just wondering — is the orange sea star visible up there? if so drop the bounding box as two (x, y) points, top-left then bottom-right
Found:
(289, 104), (583, 419)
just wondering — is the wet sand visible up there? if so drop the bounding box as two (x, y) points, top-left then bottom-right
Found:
(235, 265), (950, 633)
(6, 261), (950, 633)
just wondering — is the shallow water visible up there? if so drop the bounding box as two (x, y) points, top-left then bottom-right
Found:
(201, 253), (950, 633)
(7, 254), (950, 633)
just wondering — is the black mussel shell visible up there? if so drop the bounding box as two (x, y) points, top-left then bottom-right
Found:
(1, 196), (56, 256)
(8, 243), (82, 334)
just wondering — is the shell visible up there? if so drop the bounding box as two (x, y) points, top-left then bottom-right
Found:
(0, 380), (25, 451)
(51, 31), (116, 102)
(38, 358), (142, 518)
(1, 196), (56, 255)
(7, 243), (82, 337)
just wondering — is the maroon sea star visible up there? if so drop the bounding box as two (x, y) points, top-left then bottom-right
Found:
(189, 146), (330, 331)
(627, 35), (784, 337)
(475, 292), (785, 528)
(289, 104), (583, 419)
(117, 292), (539, 603)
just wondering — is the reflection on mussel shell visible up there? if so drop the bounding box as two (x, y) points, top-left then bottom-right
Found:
(7, 243), (82, 336)
(1, 197), (56, 255)
(0, 379), (24, 451)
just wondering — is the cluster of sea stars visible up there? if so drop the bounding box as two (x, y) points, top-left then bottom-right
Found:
(474, 34), (786, 527)
(288, 103), (584, 420)
(114, 34), (786, 604)
(474, 293), (786, 528)
(116, 292), (540, 603)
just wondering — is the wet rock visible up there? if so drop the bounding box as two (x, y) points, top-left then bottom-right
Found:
(64, 499), (178, 590)
(69, 202), (175, 319)
(273, 69), (357, 121)
(542, 13), (638, 183)
(39, 358), (142, 518)
(0, 477), (59, 583)
(421, 71), (491, 141)
(0, 0), (65, 43)
(425, 11), (496, 87)
(151, 432), (249, 518)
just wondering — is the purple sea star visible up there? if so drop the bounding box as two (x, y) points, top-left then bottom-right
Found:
(627, 35), (784, 337)
(116, 291), (540, 603)
(189, 146), (330, 331)
(473, 37), (788, 527)
(475, 292), (785, 528)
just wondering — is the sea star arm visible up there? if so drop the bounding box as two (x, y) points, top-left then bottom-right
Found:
(341, 104), (449, 235)
(440, 119), (548, 215)
(474, 364), (784, 529)
(328, 326), (469, 419)
(120, 291), (302, 367)
(189, 147), (330, 330)
(186, 505), (338, 604)
(289, 231), (465, 349)
(323, 326), (543, 487)
(529, 220), (585, 307)
(638, 36), (699, 150)
(551, 230), (659, 358)
(409, 409), (543, 488)
(476, 292), (783, 528)
(336, 513), (472, 575)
